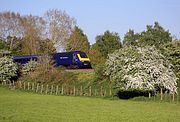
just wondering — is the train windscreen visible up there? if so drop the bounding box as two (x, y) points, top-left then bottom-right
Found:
(79, 52), (88, 58)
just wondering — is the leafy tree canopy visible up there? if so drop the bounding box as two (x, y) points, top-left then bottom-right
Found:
(66, 26), (90, 53)
(138, 22), (172, 48)
(89, 44), (106, 66)
(123, 29), (139, 46)
(161, 40), (180, 82)
(95, 30), (122, 58)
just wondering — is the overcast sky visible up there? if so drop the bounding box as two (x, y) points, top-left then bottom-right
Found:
(1, 0), (180, 44)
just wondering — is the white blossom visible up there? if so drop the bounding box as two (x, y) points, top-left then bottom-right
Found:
(0, 56), (18, 82)
(105, 46), (178, 94)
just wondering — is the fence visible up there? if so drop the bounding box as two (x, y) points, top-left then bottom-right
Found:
(1, 81), (113, 97)
(1, 81), (179, 102)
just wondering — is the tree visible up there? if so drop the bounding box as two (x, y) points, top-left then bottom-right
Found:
(0, 12), (23, 50)
(161, 40), (180, 83)
(44, 9), (76, 51)
(123, 29), (139, 46)
(95, 30), (122, 58)
(138, 22), (172, 48)
(19, 15), (45, 55)
(89, 44), (106, 66)
(66, 26), (90, 53)
(0, 38), (8, 50)
(39, 38), (56, 54)
(105, 46), (178, 94)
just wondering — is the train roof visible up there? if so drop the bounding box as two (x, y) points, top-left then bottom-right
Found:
(13, 51), (87, 59)
(13, 55), (39, 59)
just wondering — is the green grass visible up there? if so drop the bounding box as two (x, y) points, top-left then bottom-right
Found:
(0, 86), (180, 122)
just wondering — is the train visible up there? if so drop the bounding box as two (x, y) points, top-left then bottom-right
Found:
(13, 51), (92, 69)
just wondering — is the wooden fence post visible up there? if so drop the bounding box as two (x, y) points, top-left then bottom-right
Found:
(101, 86), (103, 97)
(41, 84), (43, 94)
(74, 86), (76, 96)
(172, 88), (175, 102)
(56, 85), (59, 95)
(12, 81), (15, 89)
(28, 82), (30, 91)
(104, 89), (106, 97)
(95, 89), (97, 96)
(24, 82), (26, 90)
(51, 85), (53, 95)
(160, 88), (163, 101)
(149, 92), (151, 98)
(80, 86), (82, 96)
(77, 89), (79, 96)
(19, 81), (22, 88)
(61, 85), (64, 95)
(36, 83), (39, 93)
(32, 83), (34, 91)
(12, 81), (15, 86)
(89, 86), (92, 96)
(109, 87), (112, 96)
(46, 85), (48, 94)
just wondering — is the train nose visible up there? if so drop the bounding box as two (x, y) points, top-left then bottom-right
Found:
(82, 61), (92, 68)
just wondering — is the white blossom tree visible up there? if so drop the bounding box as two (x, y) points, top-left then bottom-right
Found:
(105, 46), (178, 94)
(0, 56), (18, 82)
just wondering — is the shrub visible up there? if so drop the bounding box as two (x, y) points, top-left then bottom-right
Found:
(116, 89), (154, 99)
(19, 56), (77, 85)
(21, 60), (38, 75)
(105, 46), (178, 94)
(0, 56), (18, 82)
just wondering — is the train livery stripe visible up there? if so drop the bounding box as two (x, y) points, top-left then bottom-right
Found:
(77, 54), (90, 61)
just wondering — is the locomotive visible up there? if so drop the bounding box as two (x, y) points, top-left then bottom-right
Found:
(13, 51), (92, 69)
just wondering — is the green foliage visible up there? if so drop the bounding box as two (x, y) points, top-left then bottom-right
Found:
(19, 57), (77, 85)
(161, 40), (180, 82)
(94, 64), (107, 81)
(123, 29), (139, 46)
(66, 26), (90, 53)
(39, 39), (56, 54)
(0, 39), (8, 50)
(89, 44), (106, 67)
(0, 56), (18, 82)
(95, 30), (122, 58)
(21, 60), (38, 75)
(138, 22), (172, 48)
(105, 46), (178, 93)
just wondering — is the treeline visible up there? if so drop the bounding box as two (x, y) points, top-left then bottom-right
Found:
(0, 9), (76, 55)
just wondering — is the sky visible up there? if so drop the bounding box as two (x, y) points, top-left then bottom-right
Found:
(0, 0), (180, 44)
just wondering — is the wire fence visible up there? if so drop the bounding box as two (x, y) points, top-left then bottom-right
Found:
(1, 80), (179, 103)
(1, 81), (113, 97)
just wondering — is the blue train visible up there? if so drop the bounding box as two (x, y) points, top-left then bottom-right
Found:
(13, 51), (92, 68)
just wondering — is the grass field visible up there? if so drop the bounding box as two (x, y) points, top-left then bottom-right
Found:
(0, 86), (180, 122)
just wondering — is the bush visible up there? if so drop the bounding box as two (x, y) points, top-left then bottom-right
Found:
(19, 56), (77, 85)
(94, 64), (107, 81)
(105, 46), (178, 94)
(21, 60), (38, 75)
(0, 56), (18, 82)
(116, 89), (154, 99)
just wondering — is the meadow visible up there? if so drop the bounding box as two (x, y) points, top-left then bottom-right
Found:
(0, 86), (180, 122)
